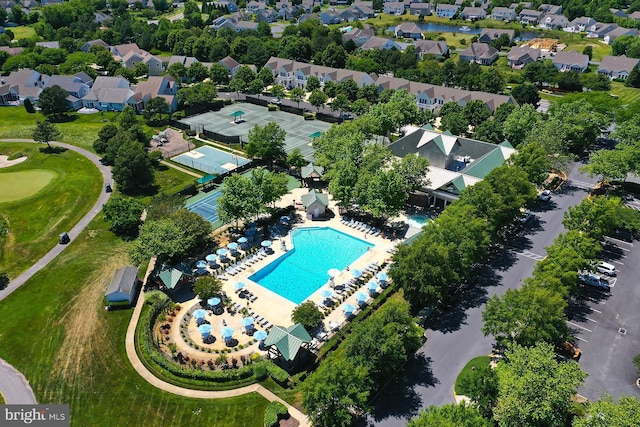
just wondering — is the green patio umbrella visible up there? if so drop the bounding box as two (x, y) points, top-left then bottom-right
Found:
(230, 110), (244, 123)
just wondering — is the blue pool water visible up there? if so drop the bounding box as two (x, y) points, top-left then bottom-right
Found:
(249, 227), (373, 304)
(407, 214), (431, 229)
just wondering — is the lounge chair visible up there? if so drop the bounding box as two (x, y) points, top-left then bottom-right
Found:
(372, 228), (381, 237)
(259, 318), (268, 326)
(264, 322), (272, 330)
(249, 294), (258, 302)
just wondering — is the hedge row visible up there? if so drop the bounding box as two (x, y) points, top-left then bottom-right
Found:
(265, 362), (289, 384)
(264, 401), (288, 427)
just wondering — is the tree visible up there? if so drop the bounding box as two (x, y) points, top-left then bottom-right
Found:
(573, 394), (640, 427)
(245, 122), (287, 166)
(217, 174), (254, 226)
(289, 87), (305, 108)
(153, 0), (170, 11)
(474, 119), (505, 143)
(502, 103), (540, 146)
(563, 196), (640, 242)
(113, 141), (155, 194)
(511, 83), (540, 106)
(249, 78), (265, 95)
(23, 98), (35, 114)
(192, 276), (223, 302)
(440, 112), (468, 136)
(321, 42), (347, 68)
(38, 85), (72, 119)
(494, 342), (587, 427)
(177, 83), (218, 108)
(187, 61), (209, 82)
(408, 403), (492, 427)
(291, 301), (324, 330)
(509, 141), (552, 185)
(133, 61), (149, 78)
(146, 192), (185, 221)
(271, 84), (285, 101)
(464, 100), (491, 129)
(258, 66), (274, 87)
(625, 66), (640, 88)
(103, 197), (145, 238)
(308, 89), (328, 113)
(458, 362), (499, 419)
(32, 121), (62, 150)
(286, 148), (307, 176)
(170, 208), (212, 247)
(482, 283), (569, 347)
(129, 218), (192, 264)
(209, 62), (230, 85)
(581, 148), (631, 184)
(557, 71), (583, 92)
(142, 97), (169, 124)
(582, 45), (593, 60)
(306, 75), (320, 92)
(523, 60), (557, 87)
(0, 272), (9, 291)
(351, 98), (371, 116)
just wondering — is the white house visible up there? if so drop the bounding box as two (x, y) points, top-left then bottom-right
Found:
(491, 7), (516, 21)
(598, 55), (640, 80)
(105, 266), (139, 305)
(552, 50), (589, 72)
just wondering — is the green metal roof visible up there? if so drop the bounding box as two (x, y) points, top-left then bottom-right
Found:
(301, 189), (329, 208)
(156, 263), (192, 290)
(499, 140), (514, 149)
(464, 148), (507, 179)
(450, 175), (467, 193)
(301, 163), (324, 179)
(432, 135), (446, 155)
(196, 174), (217, 184)
(263, 324), (312, 361)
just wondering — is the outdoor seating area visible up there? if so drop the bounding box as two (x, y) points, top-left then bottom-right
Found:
(341, 217), (383, 236)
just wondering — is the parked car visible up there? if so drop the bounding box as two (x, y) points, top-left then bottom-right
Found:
(518, 210), (533, 224)
(270, 98), (281, 105)
(538, 190), (551, 202)
(596, 261), (616, 276)
(579, 273), (610, 289)
(105, 183), (112, 193)
(556, 341), (582, 360)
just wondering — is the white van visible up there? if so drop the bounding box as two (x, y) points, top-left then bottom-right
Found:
(597, 262), (616, 276)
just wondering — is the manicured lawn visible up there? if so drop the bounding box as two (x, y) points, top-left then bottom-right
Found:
(610, 82), (640, 105)
(9, 26), (36, 40)
(454, 355), (492, 395)
(0, 170), (55, 203)
(562, 40), (611, 62)
(0, 143), (102, 278)
(0, 217), (269, 426)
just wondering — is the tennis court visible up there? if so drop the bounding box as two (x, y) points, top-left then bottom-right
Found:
(172, 145), (250, 175)
(186, 188), (223, 224)
(179, 103), (331, 161)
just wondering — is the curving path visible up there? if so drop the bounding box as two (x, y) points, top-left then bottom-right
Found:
(0, 139), (113, 405)
(125, 260), (310, 426)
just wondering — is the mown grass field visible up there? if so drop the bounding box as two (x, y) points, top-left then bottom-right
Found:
(0, 143), (102, 278)
(9, 26), (37, 41)
(454, 355), (492, 395)
(610, 82), (640, 105)
(0, 216), (269, 426)
(0, 169), (55, 203)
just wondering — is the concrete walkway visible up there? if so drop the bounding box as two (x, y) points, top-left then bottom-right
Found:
(0, 138), (113, 405)
(125, 260), (310, 426)
(160, 160), (203, 178)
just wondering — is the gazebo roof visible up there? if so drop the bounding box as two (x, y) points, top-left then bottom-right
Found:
(301, 189), (329, 208)
(263, 324), (312, 361)
(301, 163), (324, 179)
(196, 174), (217, 184)
(156, 262), (192, 290)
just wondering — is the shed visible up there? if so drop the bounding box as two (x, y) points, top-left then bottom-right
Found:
(264, 324), (312, 370)
(301, 189), (329, 219)
(300, 163), (324, 180)
(155, 262), (193, 291)
(105, 266), (139, 304)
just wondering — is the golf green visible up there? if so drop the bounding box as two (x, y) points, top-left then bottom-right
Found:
(0, 170), (56, 203)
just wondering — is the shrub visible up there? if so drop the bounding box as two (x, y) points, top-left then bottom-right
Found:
(265, 361), (289, 385)
(264, 401), (288, 427)
(267, 104), (278, 111)
(303, 112), (315, 120)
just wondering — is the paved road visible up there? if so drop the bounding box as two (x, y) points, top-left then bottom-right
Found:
(369, 163), (596, 426)
(0, 139), (112, 404)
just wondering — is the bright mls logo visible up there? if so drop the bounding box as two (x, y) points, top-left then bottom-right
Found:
(3, 405), (69, 426)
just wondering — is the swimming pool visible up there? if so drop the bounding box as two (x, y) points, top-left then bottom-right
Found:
(249, 227), (373, 304)
(406, 214), (431, 229)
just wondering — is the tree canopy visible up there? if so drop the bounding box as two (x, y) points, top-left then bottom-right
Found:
(245, 122), (287, 166)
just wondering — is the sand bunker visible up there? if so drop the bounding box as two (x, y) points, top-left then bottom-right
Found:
(0, 155), (27, 168)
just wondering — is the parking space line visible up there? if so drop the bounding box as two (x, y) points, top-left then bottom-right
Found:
(591, 308), (602, 314)
(586, 297), (605, 305)
(568, 321), (593, 332)
(575, 336), (588, 343)
(605, 237), (634, 246)
(611, 260), (624, 265)
(585, 317), (598, 323)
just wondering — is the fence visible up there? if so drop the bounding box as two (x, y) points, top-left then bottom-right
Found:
(201, 129), (242, 146)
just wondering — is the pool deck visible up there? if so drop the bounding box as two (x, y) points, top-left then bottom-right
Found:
(169, 187), (399, 359)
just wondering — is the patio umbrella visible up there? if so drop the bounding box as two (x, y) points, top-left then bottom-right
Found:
(195, 260), (207, 269)
(367, 280), (379, 292)
(355, 291), (368, 302)
(376, 272), (388, 282)
(254, 330), (268, 341)
(193, 309), (206, 320)
(320, 289), (335, 299)
(237, 237), (248, 244)
(207, 297), (221, 307)
(241, 317), (254, 327)
(227, 242), (239, 251)
(216, 248), (228, 256)
(234, 282), (246, 291)
(221, 327), (234, 339)
(205, 254), (217, 262)
(246, 228), (257, 236)
(327, 268), (341, 278)
(351, 269), (363, 278)
(342, 303), (356, 313)
(261, 240), (272, 248)
(198, 324), (211, 336)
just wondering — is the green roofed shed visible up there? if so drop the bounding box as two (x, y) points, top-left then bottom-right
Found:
(264, 324), (312, 362)
(230, 110), (244, 122)
(301, 189), (329, 219)
(301, 163), (324, 179)
(156, 262), (193, 290)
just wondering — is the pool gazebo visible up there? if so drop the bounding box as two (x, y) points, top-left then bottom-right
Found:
(230, 110), (244, 123)
(263, 324), (313, 371)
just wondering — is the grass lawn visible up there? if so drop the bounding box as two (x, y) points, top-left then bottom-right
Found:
(454, 355), (492, 396)
(0, 217), (269, 426)
(0, 143), (102, 278)
(0, 391), (5, 404)
(562, 40), (611, 62)
(0, 170), (55, 203)
(610, 82), (640, 105)
(9, 26), (37, 41)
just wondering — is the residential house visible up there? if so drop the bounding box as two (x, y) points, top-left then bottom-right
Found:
(0, 46), (24, 56)
(414, 40), (449, 59)
(435, 3), (458, 18)
(94, 12), (109, 24)
(0, 83), (19, 105)
(168, 55), (199, 69)
(563, 16), (595, 33)
(2, 69), (47, 104)
(218, 0), (238, 12)
(478, 28), (514, 44)
(336, 9), (357, 22)
(603, 27), (638, 45)
(395, 22), (423, 39)
(510, 2), (533, 9)
(491, 7), (517, 21)
(460, 6), (485, 20)
(409, 2), (431, 16)
(257, 9), (278, 22)
(81, 76), (140, 112)
(320, 11), (340, 24)
(610, 8), (627, 19)
(74, 72), (94, 87)
(36, 41), (60, 49)
(219, 56), (241, 78)
(329, 0), (348, 5)
(297, 13), (319, 23)
(235, 21), (259, 31)
(211, 16), (237, 30)
(342, 28), (375, 46)
(538, 3), (562, 15)
(80, 39), (109, 53)
(598, 55), (640, 80)
(110, 43), (144, 58)
(361, 36), (401, 50)
(507, 46), (541, 68)
(383, 2), (404, 15)
(246, 0), (266, 13)
(587, 22), (618, 39)
(631, 11), (640, 21)
(134, 75), (178, 113)
(44, 75), (92, 109)
(519, 9), (543, 25)
(120, 51), (164, 76)
(552, 50), (589, 72)
(349, 3), (375, 18)
(541, 14), (569, 30)
(459, 43), (498, 65)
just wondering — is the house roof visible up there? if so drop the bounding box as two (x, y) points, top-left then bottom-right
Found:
(361, 36), (397, 50)
(553, 50), (588, 67)
(462, 6), (484, 15)
(220, 56), (240, 69)
(106, 266), (139, 297)
(301, 189), (329, 208)
(460, 43), (498, 60)
(508, 46), (541, 61)
(414, 40), (448, 56)
(479, 28), (515, 41)
(263, 324), (312, 361)
(156, 263), (193, 290)
(301, 163), (324, 178)
(396, 22), (422, 35)
(44, 75), (85, 93)
(598, 55), (640, 73)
